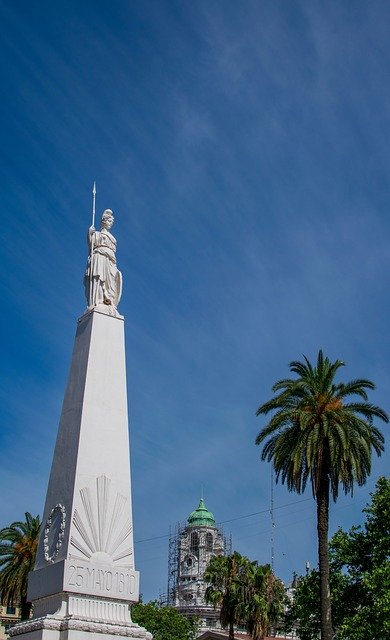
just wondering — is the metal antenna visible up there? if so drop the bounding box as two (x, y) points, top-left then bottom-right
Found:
(270, 465), (275, 572)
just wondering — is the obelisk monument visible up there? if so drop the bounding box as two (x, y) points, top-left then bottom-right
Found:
(11, 207), (151, 640)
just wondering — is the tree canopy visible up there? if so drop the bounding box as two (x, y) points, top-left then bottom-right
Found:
(0, 512), (40, 620)
(256, 350), (388, 640)
(131, 600), (197, 640)
(285, 477), (390, 640)
(204, 552), (249, 640)
(204, 552), (285, 640)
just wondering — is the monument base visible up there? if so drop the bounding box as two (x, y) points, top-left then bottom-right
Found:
(9, 593), (152, 640)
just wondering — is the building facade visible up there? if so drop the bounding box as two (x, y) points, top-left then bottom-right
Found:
(0, 605), (20, 640)
(167, 499), (231, 631)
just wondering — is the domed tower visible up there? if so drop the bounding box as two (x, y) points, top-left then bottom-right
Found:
(167, 499), (231, 630)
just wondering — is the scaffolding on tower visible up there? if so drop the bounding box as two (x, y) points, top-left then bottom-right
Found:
(164, 520), (232, 608)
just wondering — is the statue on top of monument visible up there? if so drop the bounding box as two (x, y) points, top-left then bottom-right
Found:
(84, 208), (122, 313)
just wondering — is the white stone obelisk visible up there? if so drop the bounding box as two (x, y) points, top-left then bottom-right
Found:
(11, 208), (151, 640)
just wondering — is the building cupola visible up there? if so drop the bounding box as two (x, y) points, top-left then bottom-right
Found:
(187, 498), (216, 527)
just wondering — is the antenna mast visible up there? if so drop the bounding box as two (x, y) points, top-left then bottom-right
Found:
(270, 465), (275, 572)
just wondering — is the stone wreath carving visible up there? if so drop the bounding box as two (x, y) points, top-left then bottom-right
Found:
(44, 503), (66, 563)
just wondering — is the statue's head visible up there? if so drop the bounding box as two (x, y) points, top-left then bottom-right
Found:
(101, 209), (114, 229)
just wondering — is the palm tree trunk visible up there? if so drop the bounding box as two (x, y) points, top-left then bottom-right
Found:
(20, 594), (32, 621)
(316, 475), (333, 640)
(228, 619), (235, 640)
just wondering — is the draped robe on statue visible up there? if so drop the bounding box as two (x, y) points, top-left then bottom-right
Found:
(84, 228), (122, 308)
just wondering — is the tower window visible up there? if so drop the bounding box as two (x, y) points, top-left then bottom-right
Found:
(190, 531), (199, 553)
(205, 532), (213, 551)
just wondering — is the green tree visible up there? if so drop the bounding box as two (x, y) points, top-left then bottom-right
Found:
(285, 569), (321, 640)
(255, 350), (388, 640)
(204, 552), (249, 640)
(245, 563), (286, 640)
(334, 476), (390, 640)
(285, 477), (390, 640)
(204, 553), (285, 640)
(131, 601), (197, 640)
(284, 566), (351, 640)
(0, 512), (41, 620)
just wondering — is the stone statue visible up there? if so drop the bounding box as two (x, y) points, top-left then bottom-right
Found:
(84, 209), (122, 313)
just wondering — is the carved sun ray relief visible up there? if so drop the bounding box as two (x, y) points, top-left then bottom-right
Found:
(70, 474), (133, 567)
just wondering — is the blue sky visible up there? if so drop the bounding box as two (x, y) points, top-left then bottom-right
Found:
(1, 0), (389, 601)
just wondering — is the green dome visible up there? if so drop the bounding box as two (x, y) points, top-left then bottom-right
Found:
(187, 498), (216, 527)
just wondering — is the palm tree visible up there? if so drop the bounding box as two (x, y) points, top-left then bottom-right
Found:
(255, 350), (388, 640)
(0, 513), (41, 620)
(204, 552), (249, 640)
(245, 564), (286, 640)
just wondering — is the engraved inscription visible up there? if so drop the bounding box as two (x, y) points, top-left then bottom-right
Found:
(64, 560), (138, 600)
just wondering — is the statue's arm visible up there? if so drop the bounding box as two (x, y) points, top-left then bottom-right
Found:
(87, 226), (99, 249)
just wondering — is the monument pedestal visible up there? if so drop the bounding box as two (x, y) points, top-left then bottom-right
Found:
(10, 308), (150, 640)
(10, 593), (151, 640)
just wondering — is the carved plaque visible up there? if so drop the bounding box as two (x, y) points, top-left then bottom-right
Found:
(63, 559), (139, 601)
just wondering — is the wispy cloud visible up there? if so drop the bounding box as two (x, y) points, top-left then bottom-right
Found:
(1, 0), (389, 601)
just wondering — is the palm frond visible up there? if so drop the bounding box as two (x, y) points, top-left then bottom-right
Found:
(0, 513), (40, 612)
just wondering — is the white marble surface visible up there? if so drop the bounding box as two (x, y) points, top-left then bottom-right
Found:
(84, 210), (122, 313)
(11, 309), (150, 640)
(31, 309), (138, 601)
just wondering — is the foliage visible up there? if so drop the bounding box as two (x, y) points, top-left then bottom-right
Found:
(0, 512), (41, 620)
(204, 552), (248, 640)
(204, 552), (285, 640)
(284, 567), (352, 640)
(336, 476), (390, 640)
(244, 563), (286, 640)
(285, 477), (390, 640)
(338, 563), (390, 640)
(131, 600), (197, 640)
(255, 350), (388, 640)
